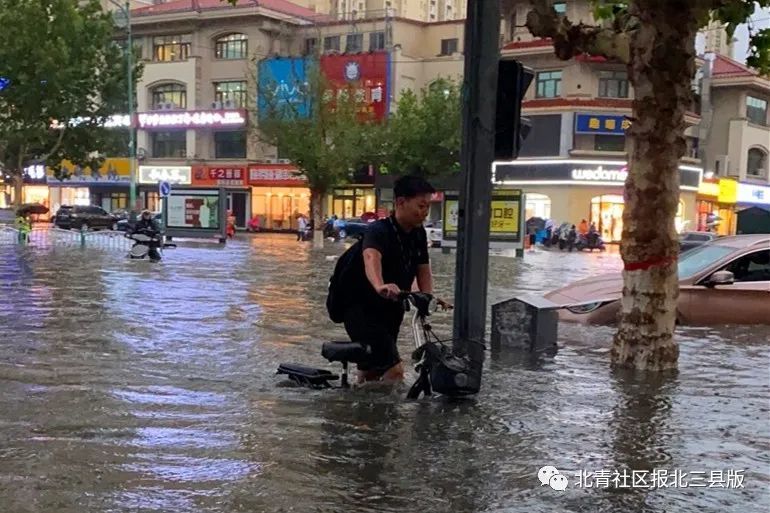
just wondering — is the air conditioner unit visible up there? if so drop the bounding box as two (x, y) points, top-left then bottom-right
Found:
(277, 158), (291, 164)
(211, 101), (223, 109)
(158, 101), (175, 110)
(223, 99), (236, 109)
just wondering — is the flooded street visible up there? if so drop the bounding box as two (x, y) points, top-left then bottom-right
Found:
(0, 235), (767, 513)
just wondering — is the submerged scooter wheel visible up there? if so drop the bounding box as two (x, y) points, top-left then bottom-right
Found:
(130, 245), (149, 259)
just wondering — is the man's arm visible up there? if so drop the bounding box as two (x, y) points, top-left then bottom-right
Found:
(363, 248), (400, 300)
(415, 263), (433, 293)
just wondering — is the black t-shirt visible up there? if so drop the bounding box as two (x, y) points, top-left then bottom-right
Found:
(357, 215), (429, 309)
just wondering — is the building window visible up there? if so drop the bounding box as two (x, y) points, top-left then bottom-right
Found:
(324, 36), (341, 52)
(152, 35), (191, 62)
(595, 134), (626, 152)
(746, 96), (768, 126)
(346, 33), (363, 52)
(598, 70), (629, 98)
(151, 131), (186, 158)
(536, 70), (562, 98)
(440, 38), (458, 56)
(370, 32), (385, 51)
(151, 83), (186, 110)
(553, 1), (566, 14)
(214, 81), (247, 108)
(304, 37), (318, 55)
(747, 148), (768, 177)
(215, 33), (248, 60)
(214, 131), (247, 159)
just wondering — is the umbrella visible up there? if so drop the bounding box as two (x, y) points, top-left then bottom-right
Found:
(526, 217), (546, 232)
(16, 202), (49, 216)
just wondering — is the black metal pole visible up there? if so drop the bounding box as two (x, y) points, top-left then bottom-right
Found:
(452, 0), (501, 364)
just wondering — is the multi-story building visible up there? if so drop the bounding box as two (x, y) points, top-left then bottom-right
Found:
(289, 0), (466, 22)
(496, 0), (704, 242)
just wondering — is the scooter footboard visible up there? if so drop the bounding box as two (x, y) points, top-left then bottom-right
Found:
(277, 363), (339, 388)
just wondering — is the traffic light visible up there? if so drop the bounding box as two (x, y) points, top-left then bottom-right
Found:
(495, 59), (534, 160)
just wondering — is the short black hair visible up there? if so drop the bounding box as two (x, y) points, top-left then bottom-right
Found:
(393, 175), (435, 199)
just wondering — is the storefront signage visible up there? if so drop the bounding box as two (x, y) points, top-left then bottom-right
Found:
(718, 178), (738, 204)
(320, 51), (390, 121)
(493, 159), (702, 191)
(47, 158), (131, 185)
(23, 165), (47, 183)
(575, 114), (631, 135)
(737, 182), (770, 205)
(248, 165), (307, 187)
(258, 57), (309, 119)
(51, 114), (131, 129)
(571, 166), (628, 182)
(138, 165), (192, 184)
(697, 180), (720, 197)
(136, 110), (246, 129)
(192, 166), (246, 187)
(443, 189), (522, 242)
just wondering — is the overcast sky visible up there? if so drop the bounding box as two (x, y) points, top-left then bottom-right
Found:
(712, 5), (770, 63)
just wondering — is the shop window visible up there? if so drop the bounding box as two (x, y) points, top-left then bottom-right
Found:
(153, 35), (191, 62)
(746, 96), (768, 126)
(215, 131), (247, 159)
(151, 131), (187, 158)
(598, 70), (629, 98)
(151, 83), (186, 110)
(536, 70), (562, 98)
(214, 81), (247, 108)
(747, 148), (768, 178)
(590, 194), (624, 242)
(525, 193), (551, 220)
(215, 33), (248, 60)
(595, 134), (626, 152)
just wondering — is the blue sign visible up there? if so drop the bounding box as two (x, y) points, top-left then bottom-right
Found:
(159, 181), (171, 198)
(575, 114), (631, 135)
(258, 57), (309, 119)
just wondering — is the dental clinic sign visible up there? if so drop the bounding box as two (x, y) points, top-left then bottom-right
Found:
(137, 110), (246, 129)
(571, 166), (628, 182)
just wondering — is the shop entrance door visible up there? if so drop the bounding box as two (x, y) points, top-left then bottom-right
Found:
(227, 192), (248, 228)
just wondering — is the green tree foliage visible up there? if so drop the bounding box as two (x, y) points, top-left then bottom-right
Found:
(379, 78), (462, 178)
(0, 0), (140, 201)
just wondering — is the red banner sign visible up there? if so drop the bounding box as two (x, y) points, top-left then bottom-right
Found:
(192, 166), (247, 187)
(320, 52), (389, 121)
(248, 164), (307, 187)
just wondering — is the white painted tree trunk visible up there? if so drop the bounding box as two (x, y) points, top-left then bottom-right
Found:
(310, 189), (324, 249)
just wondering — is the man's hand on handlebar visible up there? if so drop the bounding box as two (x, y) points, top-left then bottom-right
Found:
(376, 283), (402, 301)
(436, 298), (453, 311)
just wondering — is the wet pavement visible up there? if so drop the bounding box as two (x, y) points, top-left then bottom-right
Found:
(0, 234), (768, 513)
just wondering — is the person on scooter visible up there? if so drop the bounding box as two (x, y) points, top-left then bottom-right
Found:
(133, 209), (160, 234)
(343, 175), (451, 385)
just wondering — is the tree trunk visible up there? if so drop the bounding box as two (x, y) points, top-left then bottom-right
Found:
(612, 1), (700, 370)
(310, 187), (325, 249)
(13, 173), (23, 206)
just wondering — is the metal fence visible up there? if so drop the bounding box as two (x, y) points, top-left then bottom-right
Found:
(0, 225), (133, 252)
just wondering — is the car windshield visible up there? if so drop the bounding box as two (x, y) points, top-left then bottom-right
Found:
(678, 244), (737, 279)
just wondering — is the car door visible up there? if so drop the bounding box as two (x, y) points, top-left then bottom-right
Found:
(686, 249), (770, 325)
(91, 206), (110, 228)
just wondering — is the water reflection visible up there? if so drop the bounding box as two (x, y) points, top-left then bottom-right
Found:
(0, 237), (767, 513)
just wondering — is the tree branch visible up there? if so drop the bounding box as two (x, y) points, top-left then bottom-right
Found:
(525, 0), (632, 63)
(38, 126), (67, 163)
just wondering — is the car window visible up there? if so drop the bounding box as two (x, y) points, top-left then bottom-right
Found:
(721, 250), (770, 282)
(678, 245), (737, 279)
(74, 206), (88, 214)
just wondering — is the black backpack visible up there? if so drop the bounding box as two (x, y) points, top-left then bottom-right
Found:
(326, 236), (365, 323)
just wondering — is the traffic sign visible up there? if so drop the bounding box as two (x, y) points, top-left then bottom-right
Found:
(159, 181), (171, 198)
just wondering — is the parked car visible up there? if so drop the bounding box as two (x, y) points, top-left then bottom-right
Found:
(53, 205), (119, 231)
(543, 234), (770, 326)
(679, 231), (719, 253)
(425, 220), (443, 247)
(336, 217), (374, 239)
(116, 212), (163, 232)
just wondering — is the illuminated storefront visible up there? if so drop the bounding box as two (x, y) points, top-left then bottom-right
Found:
(493, 159), (702, 243)
(695, 177), (737, 235)
(248, 164), (309, 231)
(327, 187), (376, 219)
(47, 158), (132, 215)
(137, 165), (192, 212)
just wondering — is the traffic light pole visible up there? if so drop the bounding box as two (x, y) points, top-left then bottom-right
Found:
(452, 0), (501, 363)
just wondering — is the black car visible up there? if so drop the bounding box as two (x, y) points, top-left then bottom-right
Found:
(53, 205), (119, 231)
(679, 231), (719, 252)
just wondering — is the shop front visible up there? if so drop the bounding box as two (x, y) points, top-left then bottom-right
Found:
(192, 165), (250, 228)
(327, 186), (375, 220)
(47, 158), (132, 216)
(137, 165), (193, 212)
(492, 159), (702, 243)
(736, 182), (770, 234)
(695, 178), (737, 235)
(248, 164), (309, 231)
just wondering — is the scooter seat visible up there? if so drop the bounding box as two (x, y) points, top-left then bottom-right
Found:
(321, 341), (370, 363)
(277, 363), (338, 388)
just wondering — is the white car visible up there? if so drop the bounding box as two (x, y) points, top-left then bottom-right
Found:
(425, 220), (443, 247)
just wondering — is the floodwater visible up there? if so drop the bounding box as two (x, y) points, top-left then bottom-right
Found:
(0, 234), (767, 513)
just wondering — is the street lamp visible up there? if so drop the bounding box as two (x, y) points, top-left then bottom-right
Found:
(108, 0), (144, 211)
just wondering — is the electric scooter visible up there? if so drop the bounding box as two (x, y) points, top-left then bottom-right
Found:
(277, 292), (482, 398)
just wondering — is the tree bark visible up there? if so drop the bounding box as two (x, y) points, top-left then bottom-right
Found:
(310, 187), (325, 248)
(611, 0), (703, 370)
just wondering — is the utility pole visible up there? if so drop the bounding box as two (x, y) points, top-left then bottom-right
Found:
(452, 0), (501, 365)
(126, 0), (137, 211)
